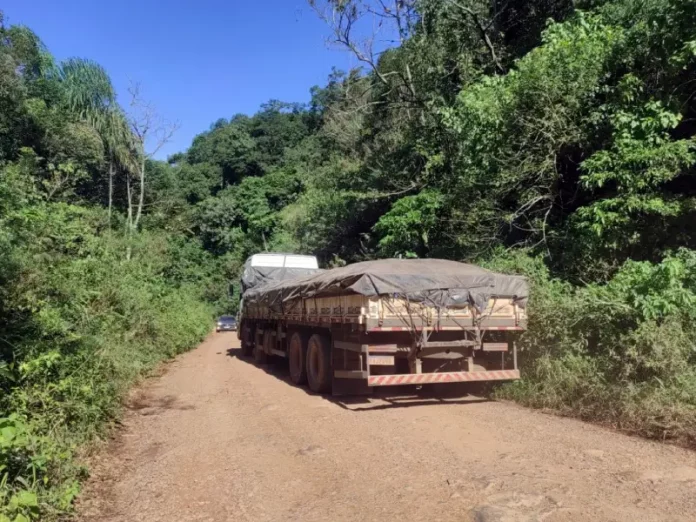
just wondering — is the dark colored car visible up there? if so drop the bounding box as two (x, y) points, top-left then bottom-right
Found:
(216, 315), (237, 332)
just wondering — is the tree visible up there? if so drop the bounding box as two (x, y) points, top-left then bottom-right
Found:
(127, 83), (178, 234)
(0, 13), (226, 519)
(309, 0), (420, 102)
(188, 122), (258, 184)
(59, 58), (135, 224)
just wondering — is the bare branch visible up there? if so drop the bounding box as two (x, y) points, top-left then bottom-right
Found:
(126, 81), (180, 232)
(452, 1), (506, 74)
(309, 0), (420, 101)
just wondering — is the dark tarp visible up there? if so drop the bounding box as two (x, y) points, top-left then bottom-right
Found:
(243, 258), (528, 312)
(240, 259), (323, 294)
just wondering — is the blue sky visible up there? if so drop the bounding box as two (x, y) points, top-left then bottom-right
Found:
(3, 0), (362, 158)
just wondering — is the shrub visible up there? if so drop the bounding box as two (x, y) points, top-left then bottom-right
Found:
(0, 202), (215, 519)
(487, 249), (696, 446)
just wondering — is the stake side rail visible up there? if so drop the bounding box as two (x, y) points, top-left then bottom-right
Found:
(240, 311), (525, 332)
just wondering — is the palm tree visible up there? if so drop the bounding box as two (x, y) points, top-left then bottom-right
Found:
(59, 58), (136, 227)
(103, 108), (137, 228)
(60, 58), (116, 123)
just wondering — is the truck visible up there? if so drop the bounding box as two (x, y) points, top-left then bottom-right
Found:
(238, 254), (528, 395)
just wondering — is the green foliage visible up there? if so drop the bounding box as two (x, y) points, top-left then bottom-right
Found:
(489, 249), (696, 445)
(5, 1), (696, 517)
(0, 13), (219, 519)
(188, 123), (258, 183)
(0, 197), (214, 519)
(439, 11), (626, 255)
(374, 190), (443, 258)
(576, 100), (696, 245)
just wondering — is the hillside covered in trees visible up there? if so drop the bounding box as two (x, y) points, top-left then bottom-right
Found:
(3, 0), (696, 519)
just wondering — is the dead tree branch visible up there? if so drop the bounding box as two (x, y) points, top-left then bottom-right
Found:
(452, 1), (506, 74)
(127, 82), (179, 233)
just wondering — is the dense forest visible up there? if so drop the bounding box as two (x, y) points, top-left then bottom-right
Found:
(2, 0), (696, 518)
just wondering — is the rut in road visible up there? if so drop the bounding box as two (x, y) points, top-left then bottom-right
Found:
(78, 333), (696, 522)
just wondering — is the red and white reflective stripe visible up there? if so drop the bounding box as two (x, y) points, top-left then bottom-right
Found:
(368, 370), (520, 386)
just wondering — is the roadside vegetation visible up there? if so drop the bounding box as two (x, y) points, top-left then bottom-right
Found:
(3, 0), (696, 518)
(0, 16), (222, 521)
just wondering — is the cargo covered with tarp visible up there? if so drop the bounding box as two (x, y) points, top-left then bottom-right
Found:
(239, 257), (526, 390)
(243, 258), (528, 314)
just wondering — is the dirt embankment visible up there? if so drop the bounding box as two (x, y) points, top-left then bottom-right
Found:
(78, 334), (696, 522)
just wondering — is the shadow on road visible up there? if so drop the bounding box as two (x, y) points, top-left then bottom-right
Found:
(225, 346), (492, 412)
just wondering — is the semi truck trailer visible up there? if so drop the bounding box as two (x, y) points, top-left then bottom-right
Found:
(238, 255), (527, 395)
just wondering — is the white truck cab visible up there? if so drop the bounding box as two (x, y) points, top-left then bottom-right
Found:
(238, 253), (321, 339)
(247, 253), (319, 270)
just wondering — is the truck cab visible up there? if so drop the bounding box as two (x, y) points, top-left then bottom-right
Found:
(241, 253), (319, 292)
(238, 253), (320, 339)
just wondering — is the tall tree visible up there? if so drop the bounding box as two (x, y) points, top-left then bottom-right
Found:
(127, 83), (178, 234)
(60, 57), (135, 223)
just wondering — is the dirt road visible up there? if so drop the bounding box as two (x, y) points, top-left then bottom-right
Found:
(78, 333), (696, 522)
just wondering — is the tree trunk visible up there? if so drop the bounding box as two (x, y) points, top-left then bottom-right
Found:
(108, 158), (114, 230)
(125, 174), (133, 261)
(126, 174), (133, 231)
(133, 155), (145, 230)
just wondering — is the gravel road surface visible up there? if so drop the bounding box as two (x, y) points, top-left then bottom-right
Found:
(78, 333), (696, 522)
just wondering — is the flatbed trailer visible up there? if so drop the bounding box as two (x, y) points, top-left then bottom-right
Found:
(238, 258), (527, 395)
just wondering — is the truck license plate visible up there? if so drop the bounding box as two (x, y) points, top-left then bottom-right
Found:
(369, 355), (395, 366)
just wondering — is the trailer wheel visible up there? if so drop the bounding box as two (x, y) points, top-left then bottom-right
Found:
(306, 333), (332, 393)
(254, 331), (269, 364)
(241, 323), (254, 357)
(288, 331), (308, 385)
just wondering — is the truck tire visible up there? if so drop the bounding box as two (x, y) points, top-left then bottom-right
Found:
(254, 331), (269, 364)
(263, 330), (277, 360)
(288, 331), (308, 385)
(306, 333), (332, 393)
(241, 323), (254, 357)
(254, 344), (268, 364)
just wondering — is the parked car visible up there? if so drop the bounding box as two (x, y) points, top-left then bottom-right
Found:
(216, 315), (237, 332)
